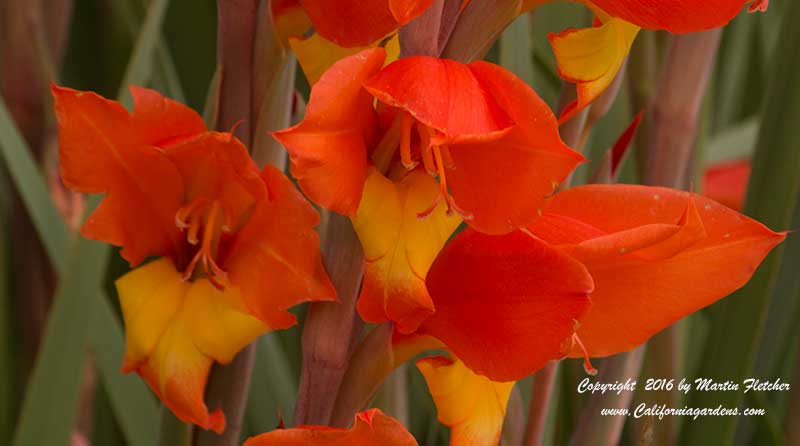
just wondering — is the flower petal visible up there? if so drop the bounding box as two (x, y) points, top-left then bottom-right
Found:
(417, 356), (513, 446)
(421, 229), (593, 381)
(352, 168), (461, 333)
(446, 61), (585, 234)
(299, 0), (430, 47)
(224, 165), (337, 329)
(164, 132), (268, 228)
(548, 17), (640, 123)
(244, 408), (418, 445)
(52, 85), (202, 265)
(590, 0), (759, 34)
(528, 184), (785, 357)
(364, 57), (514, 141)
(116, 258), (270, 432)
(273, 48), (385, 215)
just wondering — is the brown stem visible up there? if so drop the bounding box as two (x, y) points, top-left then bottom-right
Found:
(569, 347), (646, 446)
(523, 361), (559, 446)
(194, 2), (261, 444)
(642, 30), (722, 188)
(195, 344), (256, 446)
(215, 0), (259, 145)
(295, 213), (365, 426)
(399, 0), (462, 57)
(631, 29), (721, 446)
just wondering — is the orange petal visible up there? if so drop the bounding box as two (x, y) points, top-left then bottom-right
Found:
(224, 165), (337, 329)
(548, 17), (640, 123)
(352, 168), (461, 333)
(116, 258), (270, 432)
(299, 0), (430, 47)
(421, 229), (593, 381)
(52, 85), (204, 265)
(703, 159), (750, 211)
(417, 356), (513, 446)
(590, 0), (761, 34)
(364, 57), (514, 142)
(273, 48), (385, 215)
(244, 408), (418, 445)
(528, 184), (785, 357)
(446, 61), (585, 234)
(164, 132), (267, 228)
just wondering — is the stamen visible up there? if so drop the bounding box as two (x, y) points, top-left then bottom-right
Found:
(416, 142), (473, 221)
(441, 145), (456, 170)
(421, 144), (437, 176)
(400, 112), (417, 170)
(572, 333), (598, 376)
(176, 199), (229, 288)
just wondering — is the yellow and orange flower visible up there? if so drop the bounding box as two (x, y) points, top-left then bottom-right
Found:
(53, 85), (335, 432)
(245, 409), (418, 445)
(274, 47), (583, 333)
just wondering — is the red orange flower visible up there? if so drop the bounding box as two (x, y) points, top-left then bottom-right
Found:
(274, 47), (582, 333)
(423, 184), (783, 381)
(53, 85), (335, 432)
(245, 409), (418, 445)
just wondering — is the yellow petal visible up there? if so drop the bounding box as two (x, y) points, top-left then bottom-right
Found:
(115, 258), (270, 432)
(548, 14), (639, 120)
(291, 33), (400, 86)
(352, 168), (461, 333)
(417, 356), (514, 446)
(117, 258), (188, 371)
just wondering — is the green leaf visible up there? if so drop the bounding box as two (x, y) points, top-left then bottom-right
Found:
(683, 1), (800, 443)
(4, 0), (171, 444)
(246, 334), (298, 432)
(12, 235), (112, 446)
(91, 294), (159, 445)
(0, 98), (71, 265)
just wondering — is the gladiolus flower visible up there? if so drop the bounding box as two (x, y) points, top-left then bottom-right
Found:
(274, 47), (583, 332)
(244, 409), (418, 445)
(52, 85), (335, 432)
(424, 184), (783, 382)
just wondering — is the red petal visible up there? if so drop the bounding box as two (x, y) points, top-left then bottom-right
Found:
(421, 229), (593, 381)
(273, 48), (385, 215)
(390, 0), (435, 24)
(590, 0), (753, 33)
(445, 61), (584, 234)
(299, 0), (431, 47)
(529, 184), (785, 357)
(245, 409), (418, 445)
(52, 85), (194, 265)
(364, 57), (514, 142)
(224, 165), (337, 329)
